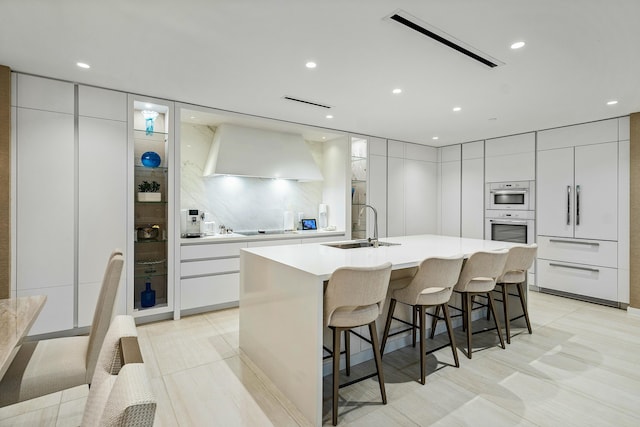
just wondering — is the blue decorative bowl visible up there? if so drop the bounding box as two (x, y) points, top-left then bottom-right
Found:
(141, 151), (161, 168)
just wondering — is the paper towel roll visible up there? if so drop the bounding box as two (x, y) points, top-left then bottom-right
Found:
(318, 204), (328, 228)
(283, 211), (294, 231)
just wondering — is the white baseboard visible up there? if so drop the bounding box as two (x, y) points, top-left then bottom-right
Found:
(627, 306), (640, 317)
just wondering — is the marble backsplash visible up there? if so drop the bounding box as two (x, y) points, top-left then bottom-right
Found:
(181, 123), (324, 231)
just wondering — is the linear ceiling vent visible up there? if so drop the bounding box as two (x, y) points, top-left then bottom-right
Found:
(387, 10), (504, 68)
(283, 96), (332, 109)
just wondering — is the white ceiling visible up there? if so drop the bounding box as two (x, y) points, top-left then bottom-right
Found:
(2, 0), (639, 146)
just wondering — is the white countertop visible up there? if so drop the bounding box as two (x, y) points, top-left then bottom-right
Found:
(180, 229), (345, 245)
(242, 234), (519, 280)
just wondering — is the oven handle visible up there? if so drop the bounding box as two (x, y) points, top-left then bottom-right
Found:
(488, 219), (529, 225)
(490, 189), (528, 195)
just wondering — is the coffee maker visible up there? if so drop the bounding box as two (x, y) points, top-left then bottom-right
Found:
(181, 209), (203, 238)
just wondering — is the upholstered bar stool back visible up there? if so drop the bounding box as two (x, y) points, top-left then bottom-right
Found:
(324, 262), (392, 426)
(380, 256), (464, 384)
(495, 244), (537, 343)
(450, 249), (509, 359)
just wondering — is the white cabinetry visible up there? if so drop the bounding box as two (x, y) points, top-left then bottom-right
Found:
(77, 86), (127, 327)
(537, 142), (618, 241)
(461, 141), (484, 238)
(438, 145), (461, 237)
(13, 75), (129, 334)
(15, 75), (75, 335)
(536, 119), (621, 304)
(180, 241), (247, 311)
(388, 141), (437, 237)
(485, 133), (535, 182)
(368, 137), (387, 238)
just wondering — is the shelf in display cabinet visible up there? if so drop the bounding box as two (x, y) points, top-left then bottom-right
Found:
(134, 239), (168, 244)
(134, 301), (168, 312)
(351, 156), (366, 161)
(351, 179), (366, 184)
(133, 129), (168, 137)
(135, 201), (167, 205)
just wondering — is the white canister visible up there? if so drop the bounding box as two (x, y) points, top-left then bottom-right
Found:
(318, 204), (328, 228)
(283, 211), (294, 231)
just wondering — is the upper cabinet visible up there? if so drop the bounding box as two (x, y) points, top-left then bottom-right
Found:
(461, 141), (485, 239)
(438, 145), (461, 237)
(485, 133), (535, 182)
(388, 141), (437, 237)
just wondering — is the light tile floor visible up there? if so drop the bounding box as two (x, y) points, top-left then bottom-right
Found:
(1, 291), (640, 426)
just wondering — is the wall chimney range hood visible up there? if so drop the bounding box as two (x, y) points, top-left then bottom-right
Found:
(203, 123), (323, 181)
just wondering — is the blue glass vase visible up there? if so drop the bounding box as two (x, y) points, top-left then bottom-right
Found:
(141, 281), (156, 308)
(141, 151), (161, 168)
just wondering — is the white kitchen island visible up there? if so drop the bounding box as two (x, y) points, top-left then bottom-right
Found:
(239, 234), (517, 426)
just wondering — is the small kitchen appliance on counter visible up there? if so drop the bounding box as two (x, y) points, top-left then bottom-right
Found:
(181, 209), (204, 238)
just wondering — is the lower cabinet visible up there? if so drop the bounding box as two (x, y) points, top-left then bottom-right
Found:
(537, 260), (617, 302)
(181, 273), (239, 310)
(537, 236), (618, 303)
(179, 235), (345, 313)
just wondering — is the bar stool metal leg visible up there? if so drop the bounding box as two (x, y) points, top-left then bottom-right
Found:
(442, 304), (459, 368)
(487, 292), (506, 349)
(368, 321), (387, 404)
(517, 282), (533, 334)
(332, 327), (342, 426)
(418, 305), (426, 384)
(345, 330), (351, 376)
(502, 283), (511, 344)
(380, 298), (396, 356)
(429, 305), (440, 339)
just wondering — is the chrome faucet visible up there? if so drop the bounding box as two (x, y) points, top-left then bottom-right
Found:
(359, 204), (379, 248)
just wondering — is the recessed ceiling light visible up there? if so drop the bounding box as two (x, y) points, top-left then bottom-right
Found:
(432, 136), (439, 140)
(321, 136), (326, 140)
(453, 107), (462, 112)
(145, 103), (152, 109)
(190, 116), (196, 119)
(607, 100), (618, 105)
(511, 41), (525, 49)
(392, 88), (402, 94)
(325, 115), (333, 119)
(76, 62), (90, 69)
(306, 61), (317, 69)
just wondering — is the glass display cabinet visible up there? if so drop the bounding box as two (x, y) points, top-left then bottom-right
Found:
(128, 96), (174, 317)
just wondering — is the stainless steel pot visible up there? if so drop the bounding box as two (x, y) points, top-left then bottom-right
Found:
(137, 224), (160, 240)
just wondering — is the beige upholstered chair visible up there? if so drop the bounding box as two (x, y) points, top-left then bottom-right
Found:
(81, 315), (156, 427)
(434, 250), (508, 359)
(324, 262), (392, 426)
(380, 256), (464, 384)
(0, 251), (125, 406)
(494, 244), (537, 344)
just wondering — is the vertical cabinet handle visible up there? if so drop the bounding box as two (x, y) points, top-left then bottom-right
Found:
(576, 185), (580, 226)
(566, 186), (571, 225)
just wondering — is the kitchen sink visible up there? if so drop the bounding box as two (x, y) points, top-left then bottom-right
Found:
(323, 240), (400, 249)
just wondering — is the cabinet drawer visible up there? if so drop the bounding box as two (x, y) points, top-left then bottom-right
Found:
(538, 259), (617, 302)
(181, 242), (247, 260)
(247, 239), (300, 248)
(181, 273), (239, 310)
(181, 258), (240, 277)
(537, 236), (617, 267)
